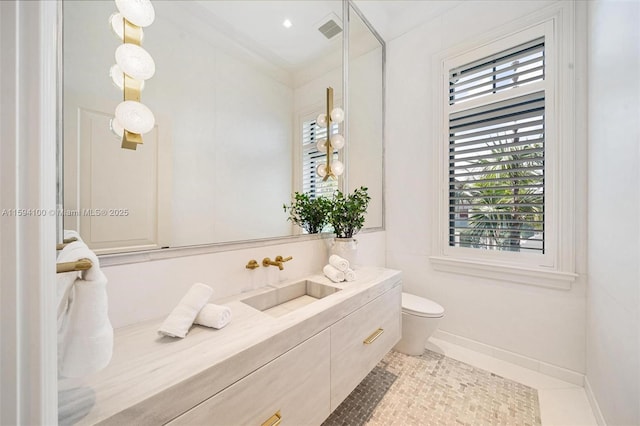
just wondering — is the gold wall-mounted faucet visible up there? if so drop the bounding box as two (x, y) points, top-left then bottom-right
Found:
(262, 256), (293, 270)
(245, 259), (260, 270)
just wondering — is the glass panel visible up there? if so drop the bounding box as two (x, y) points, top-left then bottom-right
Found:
(348, 4), (384, 229)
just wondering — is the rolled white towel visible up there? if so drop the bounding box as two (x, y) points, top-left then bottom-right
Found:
(344, 268), (357, 282)
(195, 304), (231, 330)
(158, 283), (213, 338)
(323, 264), (345, 283)
(329, 254), (349, 272)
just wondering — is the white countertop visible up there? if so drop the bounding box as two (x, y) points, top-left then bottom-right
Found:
(58, 267), (402, 425)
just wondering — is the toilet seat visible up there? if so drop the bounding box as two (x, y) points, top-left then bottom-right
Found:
(401, 292), (444, 318)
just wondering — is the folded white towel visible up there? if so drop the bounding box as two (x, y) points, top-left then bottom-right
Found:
(57, 241), (113, 378)
(329, 254), (350, 272)
(344, 268), (357, 282)
(323, 264), (345, 283)
(158, 283), (213, 338)
(195, 304), (231, 329)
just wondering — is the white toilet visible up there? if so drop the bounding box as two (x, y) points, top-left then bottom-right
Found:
(394, 292), (445, 356)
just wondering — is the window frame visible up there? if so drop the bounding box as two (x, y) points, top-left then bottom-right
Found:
(430, 6), (578, 289)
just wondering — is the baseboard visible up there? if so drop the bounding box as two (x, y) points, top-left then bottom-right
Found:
(432, 330), (585, 386)
(584, 376), (607, 426)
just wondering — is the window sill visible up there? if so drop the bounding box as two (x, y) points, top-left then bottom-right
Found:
(429, 256), (577, 290)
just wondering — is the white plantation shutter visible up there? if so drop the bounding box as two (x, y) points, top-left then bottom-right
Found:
(449, 37), (545, 105)
(302, 119), (338, 199)
(448, 38), (546, 253)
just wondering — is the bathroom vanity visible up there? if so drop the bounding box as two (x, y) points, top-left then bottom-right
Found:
(58, 267), (402, 425)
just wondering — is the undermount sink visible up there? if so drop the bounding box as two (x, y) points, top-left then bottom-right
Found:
(241, 280), (341, 317)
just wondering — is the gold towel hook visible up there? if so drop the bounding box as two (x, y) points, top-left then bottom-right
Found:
(56, 258), (93, 274)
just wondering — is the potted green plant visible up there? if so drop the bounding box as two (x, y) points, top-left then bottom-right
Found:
(328, 186), (371, 265)
(283, 192), (332, 234)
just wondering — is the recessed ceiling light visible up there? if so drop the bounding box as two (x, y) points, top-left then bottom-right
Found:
(283, 19), (293, 29)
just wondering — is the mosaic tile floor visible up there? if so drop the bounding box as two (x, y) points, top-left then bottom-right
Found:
(323, 349), (541, 426)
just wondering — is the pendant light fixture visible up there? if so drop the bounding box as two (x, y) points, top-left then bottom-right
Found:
(316, 87), (345, 181)
(109, 0), (156, 150)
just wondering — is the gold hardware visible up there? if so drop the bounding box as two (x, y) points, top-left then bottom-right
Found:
(124, 75), (142, 102)
(261, 411), (282, 426)
(56, 258), (93, 274)
(274, 255), (293, 263)
(56, 237), (78, 251)
(119, 17), (144, 150)
(323, 87), (336, 181)
(363, 328), (384, 345)
(262, 257), (284, 270)
(123, 19), (142, 45)
(246, 259), (260, 270)
(122, 130), (143, 150)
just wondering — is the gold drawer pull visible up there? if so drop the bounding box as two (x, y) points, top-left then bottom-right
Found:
(363, 328), (384, 345)
(261, 410), (282, 426)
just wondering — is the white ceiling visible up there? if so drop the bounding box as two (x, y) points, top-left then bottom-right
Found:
(353, 0), (463, 42)
(185, 0), (463, 72)
(194, 0), (344, 69)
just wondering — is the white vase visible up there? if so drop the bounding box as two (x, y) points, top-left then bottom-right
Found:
(330, 237), (358, 267)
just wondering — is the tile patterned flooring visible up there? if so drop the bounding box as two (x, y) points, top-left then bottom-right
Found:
(323, 349), (541, 426)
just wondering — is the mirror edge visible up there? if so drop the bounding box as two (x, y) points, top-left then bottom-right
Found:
(347, 0), (386, 232)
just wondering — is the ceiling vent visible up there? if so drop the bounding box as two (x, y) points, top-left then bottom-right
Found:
(317, 13), (343, 40)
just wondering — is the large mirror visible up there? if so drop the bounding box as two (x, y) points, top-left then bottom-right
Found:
(62, 0), (383, 254)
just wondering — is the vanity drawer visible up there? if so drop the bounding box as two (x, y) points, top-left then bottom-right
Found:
(167, 328), (330, 426)
(330, 285), (401, 410)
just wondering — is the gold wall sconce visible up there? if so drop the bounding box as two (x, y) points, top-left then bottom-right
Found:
(108, 0), (156, 150)
(316, 87), (345, 181)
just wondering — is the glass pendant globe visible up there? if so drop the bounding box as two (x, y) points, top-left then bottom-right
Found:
(115, 43), (155, 81)
(109, 13), (125, 40)
(316, 163), (328, 178)
(109, 12), (144, 41)
(110, 64), (145, 90)
(332, 160), (345, 176)
(316, 113), (327, 128)
(316, 139), (327, 152)
(331, 107), (345, 123)
(110, 118), (125, 139)
(331, 134), (344, 150)
(115, 0), (155, 27)
(110, 64), (125, 90)
(115, 100), (155, 134)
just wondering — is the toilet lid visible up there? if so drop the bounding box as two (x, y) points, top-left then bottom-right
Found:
(402, 292), (445, 318)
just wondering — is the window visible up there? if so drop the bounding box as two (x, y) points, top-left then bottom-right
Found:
(431, 13), (578, 289)
(301, 118), (338, 199)
(448, 39), (545, 253)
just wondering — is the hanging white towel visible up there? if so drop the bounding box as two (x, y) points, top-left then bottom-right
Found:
(194, 304), (232, 329)
(344, 268), (357, 282)
(323, 264), (345, 283)
(329, 254), (350, 272)
(158, 283), (213, 338)
(57, 241), (113, 378)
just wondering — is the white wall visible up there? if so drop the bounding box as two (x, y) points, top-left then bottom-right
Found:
(0, 2), (58, 422)
(586, 1), (640, 424)
(385, 0), (588, 372)
(102, 231), (385, 328)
